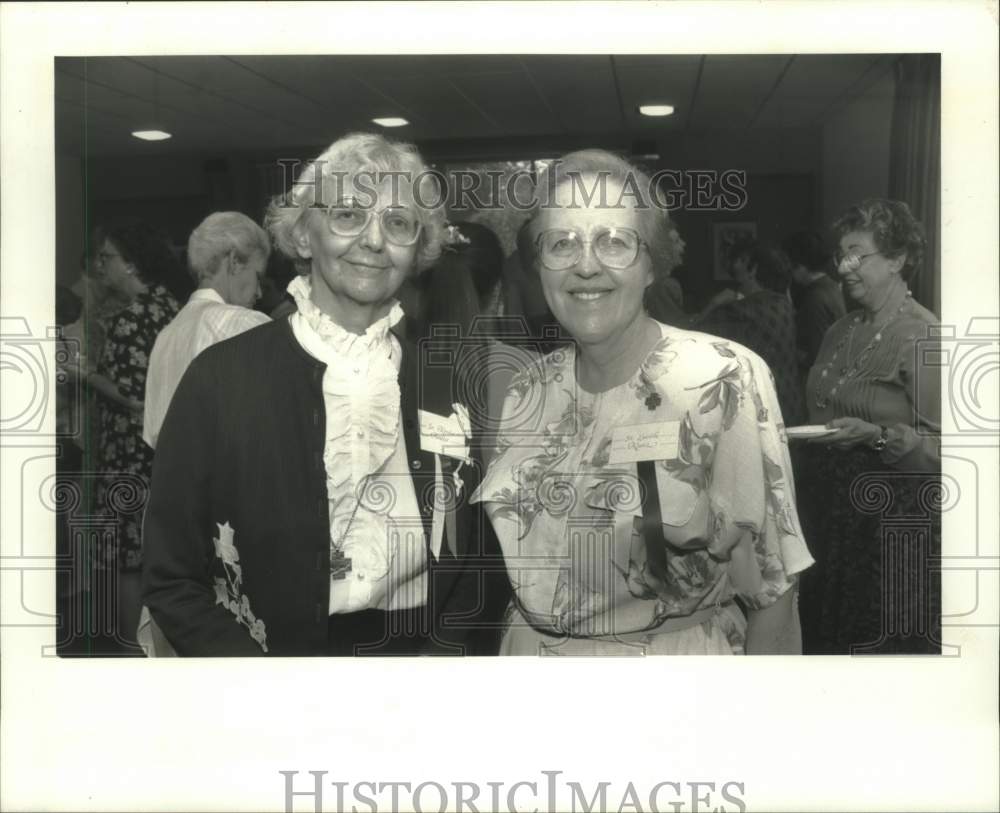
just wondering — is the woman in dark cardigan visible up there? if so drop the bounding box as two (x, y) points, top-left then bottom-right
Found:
(141, 133), (508, 656)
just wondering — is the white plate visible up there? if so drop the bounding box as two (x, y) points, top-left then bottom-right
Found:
(785, 425), (838, 439)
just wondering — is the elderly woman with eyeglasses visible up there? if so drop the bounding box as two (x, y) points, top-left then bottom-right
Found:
(793, 198), (941, 654)
(472, 150), (813, 656)
(141, 132), (508, 656)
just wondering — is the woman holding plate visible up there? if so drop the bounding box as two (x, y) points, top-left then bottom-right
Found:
(472, 150), (813, 656)
(793, 198), (941, 654)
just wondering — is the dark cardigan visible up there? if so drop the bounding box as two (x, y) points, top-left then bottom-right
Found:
(141, 317), (509, 656)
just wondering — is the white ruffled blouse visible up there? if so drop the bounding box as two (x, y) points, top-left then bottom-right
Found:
(287, 276), (427, 613)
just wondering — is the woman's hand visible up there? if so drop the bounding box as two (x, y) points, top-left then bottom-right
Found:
(808, 416), (881, 450)
(84, 370), (143, 413)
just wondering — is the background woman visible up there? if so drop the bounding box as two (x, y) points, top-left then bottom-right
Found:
(782, 230), (846, 378)
(473, 150), (813, 655)
(794, 198), (941, 654)
(696, 241), (805, 425)
(73, 220), (187, 647)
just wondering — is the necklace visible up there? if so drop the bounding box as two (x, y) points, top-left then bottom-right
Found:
(813, 290), (911, 409)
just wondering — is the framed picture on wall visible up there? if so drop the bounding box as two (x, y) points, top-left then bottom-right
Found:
(713, 221), (757, 280)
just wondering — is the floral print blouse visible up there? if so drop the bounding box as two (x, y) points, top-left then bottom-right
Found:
(95, 283), (180, 569)
(472, 321), (813, 641)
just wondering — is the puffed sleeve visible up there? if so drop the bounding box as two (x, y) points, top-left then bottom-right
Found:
(690, 346), (814, 609)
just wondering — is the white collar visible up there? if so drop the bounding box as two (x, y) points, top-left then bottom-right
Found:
(287, 275), (403, 353)
(189, 288), (226, 305)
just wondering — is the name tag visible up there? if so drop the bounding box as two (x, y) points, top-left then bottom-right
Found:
(418, 409), (470, 461)
(608, 421), (680, 465)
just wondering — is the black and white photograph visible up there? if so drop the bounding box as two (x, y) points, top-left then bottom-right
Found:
(1, 3), (997, 812)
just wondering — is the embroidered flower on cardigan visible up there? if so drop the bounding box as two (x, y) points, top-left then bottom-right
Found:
(211, 521), (268, 652)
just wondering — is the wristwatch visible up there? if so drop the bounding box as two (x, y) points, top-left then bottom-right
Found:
(872, 425), (889, 452)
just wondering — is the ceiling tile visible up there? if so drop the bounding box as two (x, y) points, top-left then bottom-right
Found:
(689, 54), (791, 130)
(753, 54), (882, 128)
(520, 55), (620, 134)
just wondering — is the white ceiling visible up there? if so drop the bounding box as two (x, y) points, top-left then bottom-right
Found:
(55, 54), (898, 158)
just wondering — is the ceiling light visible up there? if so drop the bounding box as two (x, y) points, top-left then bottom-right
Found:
(638, 105), (675, 117)
(371, 117), (409, 128)
(131, 130), (172, 141)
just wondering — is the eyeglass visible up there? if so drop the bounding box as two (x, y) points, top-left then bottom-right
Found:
(835, 250), (882, 272)
(536, 227), (647, 271)
(96, 251), (123, 265)
(313, 202), (422, 247)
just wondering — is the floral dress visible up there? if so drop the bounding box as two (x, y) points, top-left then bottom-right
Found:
(472, 320), (813, 655)
(95, 284), (180, 571)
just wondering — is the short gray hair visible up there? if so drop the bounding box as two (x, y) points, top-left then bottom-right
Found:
(263, 132), (447, 276)
(188, 212), (270, 282)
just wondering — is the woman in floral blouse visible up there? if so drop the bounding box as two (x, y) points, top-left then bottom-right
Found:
(472, 150), (814, 655)
(75, 221), (185, 644)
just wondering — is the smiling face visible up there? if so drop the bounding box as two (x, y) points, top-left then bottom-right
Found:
(536, 176), (654, 347)
(295, 175), (419, 325)
(836, 229), (905, 310)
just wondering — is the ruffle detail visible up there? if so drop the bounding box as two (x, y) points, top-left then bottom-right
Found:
(287, 275), (403, 358)
(288, 276), (404, 579)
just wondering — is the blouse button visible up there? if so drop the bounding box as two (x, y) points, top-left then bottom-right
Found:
(411, 459), (422, 470)
(357, 572), (366, 581)
(353, 366), (361, 375)
(356, 429), (366, 440)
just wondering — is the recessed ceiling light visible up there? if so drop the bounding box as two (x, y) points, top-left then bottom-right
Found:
(371, 117), (409, 128)
(638, 105), (675, 117)
(131, 130), (172, 141)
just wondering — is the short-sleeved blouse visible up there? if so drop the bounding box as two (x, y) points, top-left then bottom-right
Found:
(472, 320), (813, 647)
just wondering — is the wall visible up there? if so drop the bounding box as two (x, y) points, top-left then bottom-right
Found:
(821, 66), (896, 229)
(55, 152), (268, 287)
(83, 152), (263, 235)
(55, 154), (86, 287)
(655, 127), (824, 309)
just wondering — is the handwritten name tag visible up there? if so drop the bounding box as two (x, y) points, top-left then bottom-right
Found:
(418, 409), (470, 461)
(608, 421), (680, 465)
